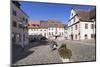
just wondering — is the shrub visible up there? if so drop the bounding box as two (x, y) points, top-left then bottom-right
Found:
(60, 43), (66, 48)
(58, 44), (72, 59)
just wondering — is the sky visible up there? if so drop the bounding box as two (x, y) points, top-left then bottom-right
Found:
(19, 1), (95, 24)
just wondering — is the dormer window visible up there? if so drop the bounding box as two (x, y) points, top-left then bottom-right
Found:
(32, 24), (35, 26)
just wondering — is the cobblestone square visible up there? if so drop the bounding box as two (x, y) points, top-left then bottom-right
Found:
(13, 39), (96, 65)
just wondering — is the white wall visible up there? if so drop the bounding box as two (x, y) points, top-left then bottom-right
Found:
(29, 27), (64, 39)
(80, 22), (94, 40)
(67, 8), (95, 40)
(67, 9), (80, 40)
(28, 28), (48, 37)
(67, 23), (80, 40)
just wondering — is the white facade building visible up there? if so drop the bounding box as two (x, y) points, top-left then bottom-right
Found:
(67, 8), (96, 40)
(28, 20), (48, 39)
(28, 20), (65, 40)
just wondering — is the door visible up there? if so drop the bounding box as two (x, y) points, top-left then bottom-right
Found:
(71, 34), (73, 40)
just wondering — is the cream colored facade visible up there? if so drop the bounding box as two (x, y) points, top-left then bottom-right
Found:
(11, 1), (29, 47)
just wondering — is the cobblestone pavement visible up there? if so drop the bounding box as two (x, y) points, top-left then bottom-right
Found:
(14, 42), (62, 65)
(13, 39), (96, 65)
(54, 39), (96, 62)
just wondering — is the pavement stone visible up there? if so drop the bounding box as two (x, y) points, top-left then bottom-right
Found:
(13, 39), (96, 65)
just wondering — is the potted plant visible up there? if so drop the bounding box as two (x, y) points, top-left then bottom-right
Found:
(58, 44), (72, 62)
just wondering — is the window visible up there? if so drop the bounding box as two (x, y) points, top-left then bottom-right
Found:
(49, 32), (51, 35)
(13, 10), (17, 16)
(84, 34), (88, 39)
(40, 29), (42, 31)
(12, 32), (16, 42)
(75, 34), (77, 39)
(91, 34), (94, 38)
(55, 31), (57, 34)
(28, 24), (30, 26)
(35, 29), (37, 31)
(72, 13), (73, 16)
(23, 17), (25, 21)
(71, 27), (73, 31)
(16, 33), (21, 42)
(62, 32), (63, 35)
(59, 32), (61, 35)
(18, 24), (23, 28)
(85, 24), (88, 29)
(91, 24), (94, 29)
(49, 28), (50, 30)
(44, 33), (46, 37)
(52, 32), (53, 35)
(26, 19), (28, 23)
(37, 25), (39, 27)
(12, 21), (17, 27)
(12, 32), (14, 38)
(75, 25), (77, 30)
(32, 24), (35, 26)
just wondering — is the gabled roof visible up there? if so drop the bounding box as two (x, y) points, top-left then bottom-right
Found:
(75, 9), (90, 21)
(73, 8), (96, 22)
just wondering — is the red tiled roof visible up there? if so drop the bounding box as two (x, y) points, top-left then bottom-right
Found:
(28, 19), (64, 28)
(74, 8), (96, 22)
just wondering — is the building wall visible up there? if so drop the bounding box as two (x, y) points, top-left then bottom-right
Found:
(67, 9), (95, 40)
(67, 22), (80, 40)
(80, 22), (94, 40)
(28, 19), (65, 40)
(68, 9), (79, 26)
(67, 21), (95, 40)
(28, 28), (48, 38)
(67, 9), (80, 40)
(47, 27), (64, 40)
(28, 27), (64, 40)
(11, 2), (29, 46)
